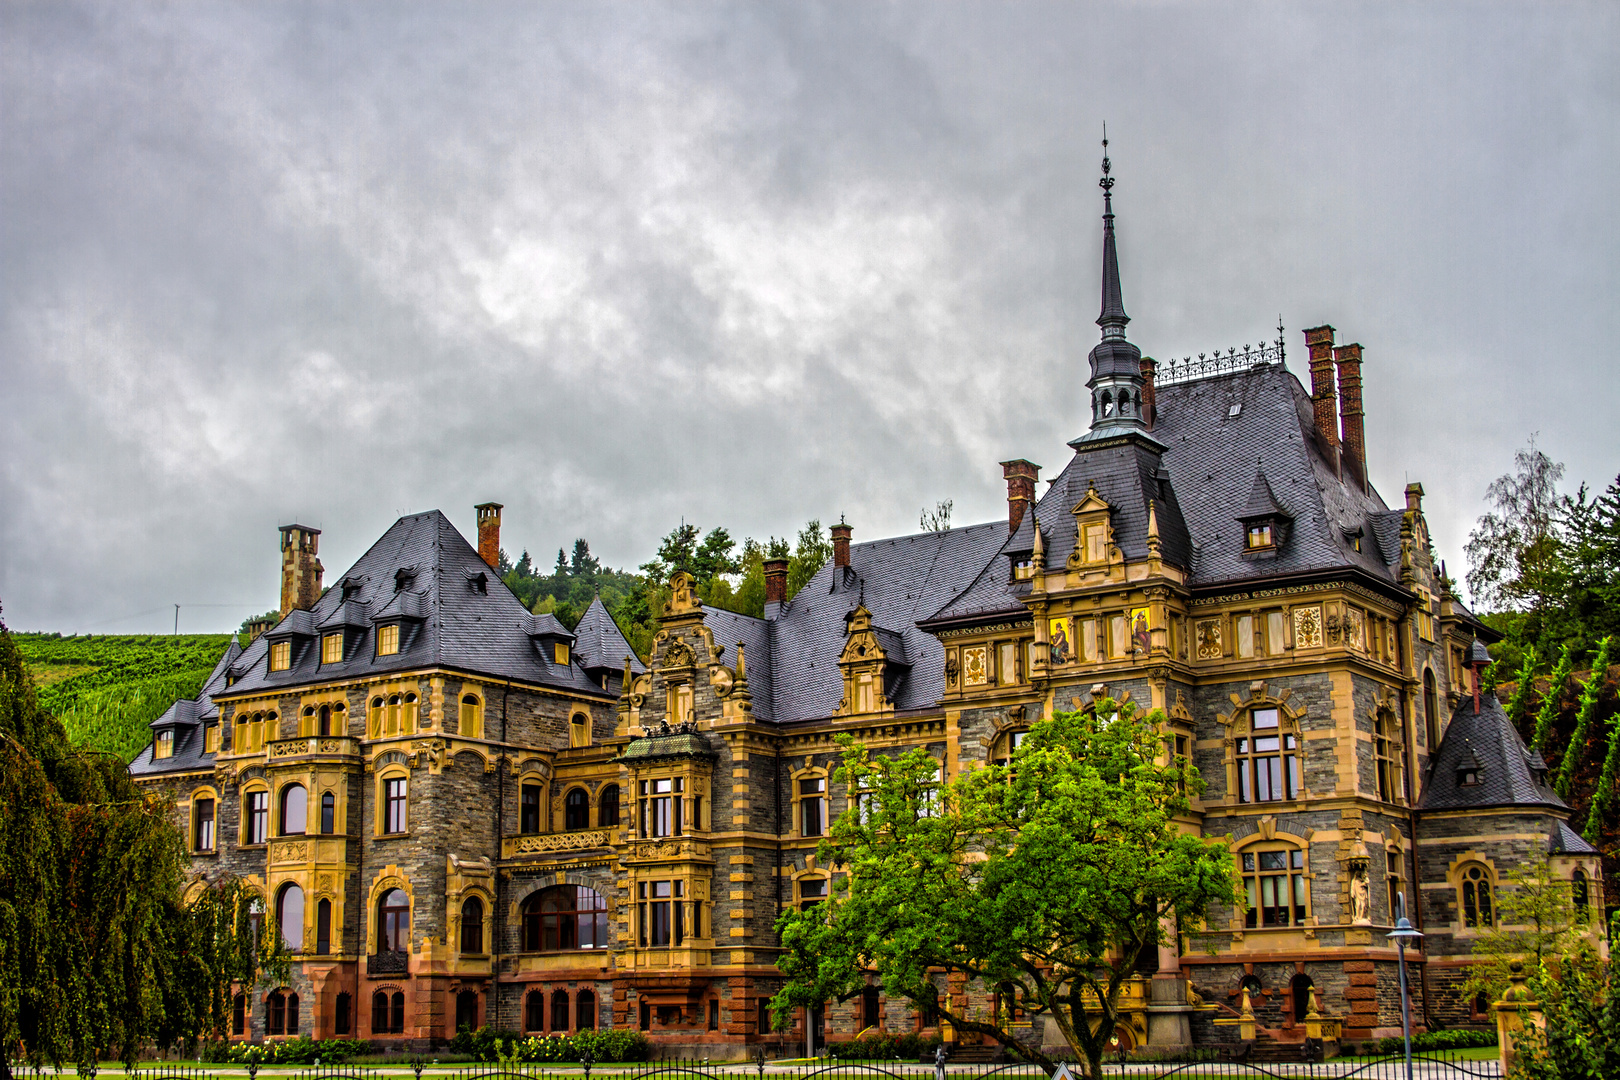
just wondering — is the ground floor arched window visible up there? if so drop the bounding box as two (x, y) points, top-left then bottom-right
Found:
(552, 988), (569, 1031)
(525, 990), (544, 1032)
(335, 991), (352, 1035)
(576, 989), (596, 1030)
(455, 990), (479, 1032)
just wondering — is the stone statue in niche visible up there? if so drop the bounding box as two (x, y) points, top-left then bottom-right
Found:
(1349, 866), (1372, 925)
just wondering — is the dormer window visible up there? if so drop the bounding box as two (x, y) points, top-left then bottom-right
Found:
(1246, 524), (1274, 550)
(467, 570), (488, 595)
(270, 641), (292, 672)
(394, 567), (416, 592)
(154, 729), (175, 759)
(321, 633), (344, 665)
(554, 642), (570, 665)
(341, 582), (363, 602)
(1236, 468), (1293, 560)
(377, 624), (400, 657)
(1460, 769), (1481, 787)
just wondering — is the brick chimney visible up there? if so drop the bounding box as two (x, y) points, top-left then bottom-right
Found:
(1304, 325), (1340, 453)
(1140, 357), (1157, 431)
(278, 524), (323, 618)
(475, 502), (503, 569)
(831, 520), (853, 569)
(1000, 459), (1040, 533)
(1333, 342), (1366, 485)
(763, 558), (789, 620)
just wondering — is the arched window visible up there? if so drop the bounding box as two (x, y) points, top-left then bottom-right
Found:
(1100, 390), (1114, 417)
(277, 883), (304, 951)
(232, 993), (246, 1035)
(565, 788), (590, 830)
(551, 988), (569, 1032)
(1573, 870), (1590, 923)
(456, 990), (479, 1032)
(280, 783), (307, 835)
(248, 895), (264, 943)
(461, 896), (485, 954)
(460, 694), (483, 738)
(571, 711), (591, 748)
(382, 774), (408, 834)
(319, 703), (333, 737)
(335, 991), (352, 1035)
(600, 784), (620, 828)
(521, 885), (610, 951)
(576, 988), (597, 1030)
(390, 991), (404, 1033)
(1239, 843), (1308, 927)
(369, 696), (384, 737)
(372, 990), (388, 1032)
(1235, 707), (1300, 803)
(386, 695), (401, 735)
(521, 782), (542, 834)
(1460, 863), (1494, 928)
(267, 990), (286, 1035)
(402, 692), (418, 730)
(315, 898), (332, 955)
(378, 888), (410, 953)
(525, 990), (544, 1032)
(1423, 670), (1440, 749)
(320, 791), (336, 834)
(286, 992), (300, 1034)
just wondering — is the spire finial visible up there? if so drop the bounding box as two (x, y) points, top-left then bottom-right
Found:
(1096, 125), (1128, 338)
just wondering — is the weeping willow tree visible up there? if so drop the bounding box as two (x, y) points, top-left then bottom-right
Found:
(0, 610), (282, 1075)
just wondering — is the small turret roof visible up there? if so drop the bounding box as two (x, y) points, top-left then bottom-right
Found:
(1419, 690), (1567, 813)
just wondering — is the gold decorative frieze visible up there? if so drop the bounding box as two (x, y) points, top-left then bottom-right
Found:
(268, 735), (360, 759)
(503, 830), (612, 858)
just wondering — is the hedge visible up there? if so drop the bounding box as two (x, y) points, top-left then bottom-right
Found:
(201, 1039), (371, 1064)
(1372, 1029), (1497, 1054)
(447, 1027), (651, 1063)
(825, 1033), (944, 1060)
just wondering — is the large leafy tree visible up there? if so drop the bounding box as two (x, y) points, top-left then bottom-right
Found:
(1466, 436), (1566, 616)
(771, 698), (1237, 1079)
(0, 611), (280, 1074)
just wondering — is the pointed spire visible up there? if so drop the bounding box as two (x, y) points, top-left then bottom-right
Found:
(1146, 498), (1162, 558)
(1097, 126), (1129, 339)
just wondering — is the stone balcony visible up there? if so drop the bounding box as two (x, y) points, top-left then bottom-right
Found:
(267, 734), (362, 761)
(502, 828), (619, 860)
(269, 836), (350, 866)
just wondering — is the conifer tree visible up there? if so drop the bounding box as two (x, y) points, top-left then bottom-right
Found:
(1556, 637), (1610, 800)
(1531, 644), (1573, 755)
(1506, 647), (1540, 729)
(1583, 708), (1620, 845)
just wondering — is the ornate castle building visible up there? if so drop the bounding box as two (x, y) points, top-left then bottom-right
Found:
(132, 155), (1602, 1055)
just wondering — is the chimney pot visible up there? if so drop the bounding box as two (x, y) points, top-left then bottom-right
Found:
(278, 524), (323, 618)
(1140, 357), (1158, 431)
(475, 502), (504, 570)
(1405, 482), (1424, 513)
(1303, 325), (1340, 454)
(999, 459), (1041, 534)
(831, 521), (853, 568)
(763, 557), (789, 618)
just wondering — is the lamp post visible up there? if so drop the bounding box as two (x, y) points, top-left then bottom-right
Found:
(1386, 892), (1424, 1080)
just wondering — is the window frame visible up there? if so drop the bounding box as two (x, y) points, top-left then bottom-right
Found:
(243, 786), (270, 846)
(459, 693), (483, 738)
(522, 884), (611, 952)
(192, 791), (217, 852)
(564, 787), (590, 831)
(376, 623), (400, 657)
(1233, 706), (1301, 804)
(381, 774), (409, 835)
(638, 776), (684, 838)
(279, 782), (308, 836)
(276, 882), (305, 952)
(321, 632), (344, 665)
(1459, 863), (1495, 929)
(377, 888), (410, 954)
(796, 773), (827, 838)
(460, 894), (486, 955)
(1238, 842), (1310, 928)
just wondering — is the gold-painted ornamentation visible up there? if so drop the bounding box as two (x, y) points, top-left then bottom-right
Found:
(1047, 618), (1074, 665)
(1195, 619), (1223, 660)
(508, 831), (609, 855)
(1293, 606), (1324, 649)
(962, 646), (988, 686)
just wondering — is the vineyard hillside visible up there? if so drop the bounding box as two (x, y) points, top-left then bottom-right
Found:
(16, 632), (235, 761)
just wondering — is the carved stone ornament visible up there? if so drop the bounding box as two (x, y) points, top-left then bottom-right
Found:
(664, 639), (696, 669)
(1349, 866), (1372, 925)
(1293, 606), (1324, 649)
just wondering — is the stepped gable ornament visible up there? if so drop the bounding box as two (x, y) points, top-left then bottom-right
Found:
(662, 571), (703, 617)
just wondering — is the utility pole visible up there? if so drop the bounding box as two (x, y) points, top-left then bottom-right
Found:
(174, 604), (180, 635)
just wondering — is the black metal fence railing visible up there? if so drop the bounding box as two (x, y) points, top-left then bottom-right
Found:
(5, 1049), (1500, 1080)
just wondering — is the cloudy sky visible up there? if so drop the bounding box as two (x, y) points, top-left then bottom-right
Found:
(2, 2), (1615, 634)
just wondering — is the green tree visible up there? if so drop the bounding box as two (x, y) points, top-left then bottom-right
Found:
(1532, 645), (1574, 756)
(1504, 914), (1619, 1080)
(920, 499), (954, 532)
(787, 520), (832, 600)
(236, 609), (279, 636)
(1506, 648), (1542, 730)
(1557, 638), (1612, 800)
(0, 611), (280, 1072)
(771, 698), (1237, 1079)
(1584, 707), (1620, 845)
(1466, 436), (1566, 616)
(1462, 845), (1592, 1007)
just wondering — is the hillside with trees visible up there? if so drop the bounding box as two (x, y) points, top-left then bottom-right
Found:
(1465, 438), (1620, 915)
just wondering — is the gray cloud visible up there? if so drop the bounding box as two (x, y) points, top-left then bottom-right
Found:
(2, 1), (1615, 632)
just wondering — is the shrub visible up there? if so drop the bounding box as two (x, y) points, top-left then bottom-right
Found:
(1374, 1029), (1498, 1054)
(448, 1026), (651, 1063)
(200, 1039), (371, 1064)
(826, 1033), (942, 1060)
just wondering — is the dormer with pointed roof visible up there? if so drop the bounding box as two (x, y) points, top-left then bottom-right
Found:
(1236, 467), (1294, 559)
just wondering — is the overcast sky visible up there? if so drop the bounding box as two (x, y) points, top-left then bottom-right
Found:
(2, 2), (1615, 634)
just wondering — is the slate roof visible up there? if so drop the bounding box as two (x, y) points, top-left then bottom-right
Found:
(705, 523), (1008, 724)
(572, 597), (647, 677)
(219, 511), (614, 701)
(129, 639), (240, 776)
(1418, 690), (1568, 812)
(1547, 819), (1598, 855)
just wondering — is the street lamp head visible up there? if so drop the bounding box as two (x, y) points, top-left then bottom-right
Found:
(1386, 916), (1423, 944)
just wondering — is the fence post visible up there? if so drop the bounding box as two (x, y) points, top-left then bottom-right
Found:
(1495, 961), (1542, 1075)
